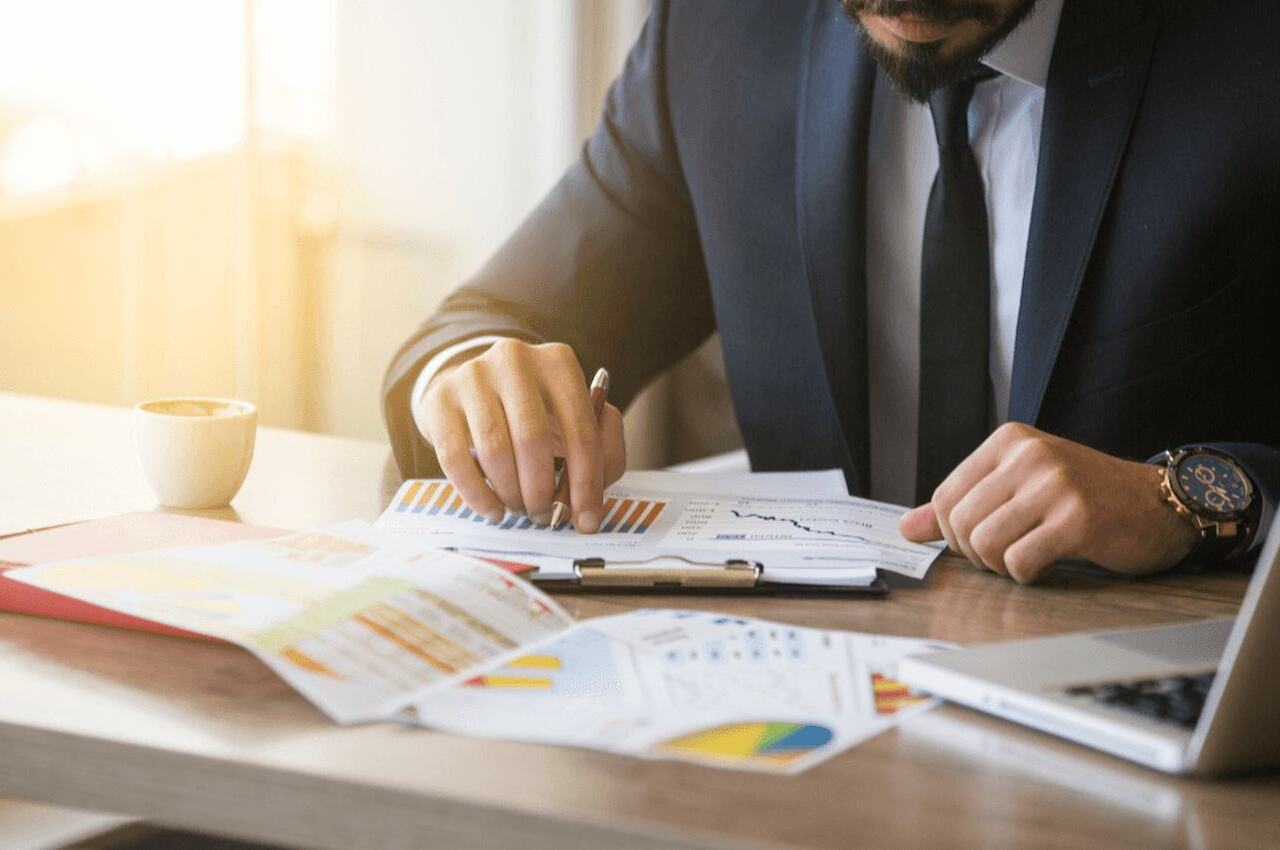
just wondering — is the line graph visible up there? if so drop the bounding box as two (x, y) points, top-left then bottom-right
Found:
(665, 496), (940, 578)
(675, 498), (881, 545)
(726, 508), (870, 542)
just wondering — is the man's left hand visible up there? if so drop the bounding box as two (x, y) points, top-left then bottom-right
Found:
(900, 423), (1198, 584)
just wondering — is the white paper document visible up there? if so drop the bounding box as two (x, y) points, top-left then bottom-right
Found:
(7, 522), (949, 773)
(616, 468), (849, 498)
(412, 469), (862, 584)
(7, 521), (572, 723)
(375, 472), (943, 584)
(414, 608), (951, 774)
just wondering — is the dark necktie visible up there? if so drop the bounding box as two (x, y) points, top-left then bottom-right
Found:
(915, 67), (999, 503)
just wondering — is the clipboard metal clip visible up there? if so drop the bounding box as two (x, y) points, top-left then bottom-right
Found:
(572, 556), (763, 589)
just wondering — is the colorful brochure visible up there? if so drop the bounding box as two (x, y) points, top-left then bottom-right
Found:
(7, 521), (948, 772)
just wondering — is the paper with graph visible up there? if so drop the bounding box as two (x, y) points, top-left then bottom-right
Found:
(414, 608), (951, 774)
(7, 524), (948, 773)
(376, 476), (944, 581)
(6, 521), (572, 723)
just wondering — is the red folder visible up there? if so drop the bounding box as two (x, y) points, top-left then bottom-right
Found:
(0, 512), (288, 640)
(0, 564), (212, 639)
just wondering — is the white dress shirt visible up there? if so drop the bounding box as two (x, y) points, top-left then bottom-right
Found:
(415, 0), (1065, 500)
(867, 0), (1064, 505)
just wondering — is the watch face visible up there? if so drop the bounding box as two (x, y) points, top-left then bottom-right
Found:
(1176, 454), (1251, 516)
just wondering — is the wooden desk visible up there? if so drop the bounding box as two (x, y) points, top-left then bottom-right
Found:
(1, 391), (1277, 849)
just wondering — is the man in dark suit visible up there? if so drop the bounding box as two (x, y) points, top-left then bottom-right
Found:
(383, 0), (1280, 583)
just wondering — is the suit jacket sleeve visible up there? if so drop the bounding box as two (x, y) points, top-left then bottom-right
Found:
(382, 0), (715, 479)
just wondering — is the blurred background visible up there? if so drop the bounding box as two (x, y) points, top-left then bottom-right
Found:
(0, 0), (741, 468)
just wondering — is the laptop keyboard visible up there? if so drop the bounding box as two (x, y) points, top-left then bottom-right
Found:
(1064, 672), (1215, 730)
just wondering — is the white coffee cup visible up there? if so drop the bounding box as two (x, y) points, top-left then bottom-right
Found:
(134, 397), (257, 509)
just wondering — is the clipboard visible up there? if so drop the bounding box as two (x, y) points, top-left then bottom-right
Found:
(532, 555), (890, 598)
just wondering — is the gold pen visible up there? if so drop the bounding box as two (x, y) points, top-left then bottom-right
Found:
(550, 368), (610, 530)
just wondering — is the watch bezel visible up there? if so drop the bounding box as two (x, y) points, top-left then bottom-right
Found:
(1166, 448), (1254, 521)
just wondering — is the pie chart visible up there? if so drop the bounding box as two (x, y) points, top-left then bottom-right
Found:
(656, 721), (835, 768)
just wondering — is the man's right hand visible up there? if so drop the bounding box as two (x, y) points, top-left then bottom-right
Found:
(415, 339), (626, 532)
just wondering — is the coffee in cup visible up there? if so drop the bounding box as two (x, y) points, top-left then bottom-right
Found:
(134, 397), (257, 509)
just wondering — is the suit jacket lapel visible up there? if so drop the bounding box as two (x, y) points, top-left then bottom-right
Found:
(795, 2), (876, 494)
(1008, 0), (1161, 423)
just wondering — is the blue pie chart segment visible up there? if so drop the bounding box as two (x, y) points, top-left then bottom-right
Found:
(759, 723), (834, 754)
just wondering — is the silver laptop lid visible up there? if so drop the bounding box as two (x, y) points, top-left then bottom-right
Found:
(1186, 504), (1280, 773)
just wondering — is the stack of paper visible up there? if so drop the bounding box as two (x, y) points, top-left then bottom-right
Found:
(375, 470), (944, 587)
(5, 523), (949, 773)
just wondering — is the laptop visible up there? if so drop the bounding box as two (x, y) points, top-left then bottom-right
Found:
(897, 513), (1280, 775)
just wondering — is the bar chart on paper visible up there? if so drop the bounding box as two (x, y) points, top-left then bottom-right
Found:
(379, 479), (942, 581)
(389, 481), (668, 535)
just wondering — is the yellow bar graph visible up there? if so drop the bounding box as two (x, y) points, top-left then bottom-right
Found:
(397, 481), (423, 511)
(468, 674), (553, 690)
(506, 654), (562, 670)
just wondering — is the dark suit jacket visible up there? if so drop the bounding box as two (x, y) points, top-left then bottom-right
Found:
(384, 0), (1280, 544)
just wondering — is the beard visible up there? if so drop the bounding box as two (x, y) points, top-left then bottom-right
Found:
(840, 0), (1042, 102)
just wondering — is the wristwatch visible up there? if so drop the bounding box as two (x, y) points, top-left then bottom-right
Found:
(1153, 448), (1260, 564)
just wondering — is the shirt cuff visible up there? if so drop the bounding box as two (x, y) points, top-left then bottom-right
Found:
(410, 335), (509, 446)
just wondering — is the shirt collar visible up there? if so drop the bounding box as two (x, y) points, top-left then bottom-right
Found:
(981, 0), (1066, 89)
